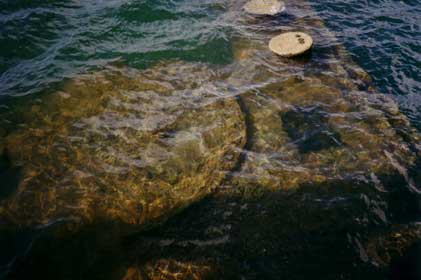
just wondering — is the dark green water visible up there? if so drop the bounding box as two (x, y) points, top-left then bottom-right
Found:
(0, 0), (420, 121)
(0, 1), (420, 279)
(0, 0), (233, 96)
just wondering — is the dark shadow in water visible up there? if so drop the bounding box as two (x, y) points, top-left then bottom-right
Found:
(0, 148), (21, 201)
(225, 95), (256, 178)
(390, 241), (421, 280)
(247, 11), (298, 27)
(273, 48), (314, 65)
(281, 106), (342, 153)
(1, 168), (419, 280)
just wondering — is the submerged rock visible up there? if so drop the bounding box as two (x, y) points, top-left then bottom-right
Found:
(0, 61), (246, 232)
(229, 75), (418, 190)
(226, 0), (419, 192)
(2, 1), (420, 279)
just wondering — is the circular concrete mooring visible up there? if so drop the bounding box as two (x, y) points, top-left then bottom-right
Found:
(269, 32), (313, 57)
(244, 0), (285, 16)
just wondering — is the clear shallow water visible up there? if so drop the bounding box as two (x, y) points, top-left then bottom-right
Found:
(0, 1), (420, 279)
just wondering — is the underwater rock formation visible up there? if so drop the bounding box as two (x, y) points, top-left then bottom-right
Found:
(1, 1), (420, 279)
(226, 0), (420, 192)
(228, 75), (418, 190)
(0, 62), (246, 232)
(110, 1), (420, 279)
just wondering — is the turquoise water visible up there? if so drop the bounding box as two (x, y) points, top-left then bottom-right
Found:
(0, 1), (420, 279)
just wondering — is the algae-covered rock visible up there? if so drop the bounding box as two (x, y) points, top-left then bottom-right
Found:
(227, 12), (419, 190)
(228, 74), (418, 190)
(225, 0), (419, 192)
(365, 224), (421, 268)
(2, 1), (420, 279)
(0, 61), (246, 231)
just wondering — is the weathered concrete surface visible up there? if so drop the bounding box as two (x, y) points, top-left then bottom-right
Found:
(243, 0), (285, 15)
(269, 32), (313, 57)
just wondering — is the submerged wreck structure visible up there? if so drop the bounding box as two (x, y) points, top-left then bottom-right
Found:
(0, 0), (419, 279)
